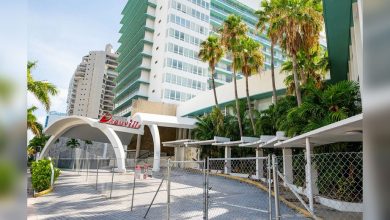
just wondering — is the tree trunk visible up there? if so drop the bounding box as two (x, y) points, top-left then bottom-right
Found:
(292, 54), (302, 106)
(245, 76), (256, 135)
(211, 67), (219, 108)
(270, 42), (277, 104)
(233, 68), (243, 137)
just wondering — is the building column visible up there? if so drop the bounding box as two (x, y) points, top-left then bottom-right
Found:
(224, 146), (231, 174)
(283, 148), (293, 186)
(305, 138), (318, 212)
(135, 134), (141, 159)
(149, 124), (161, 172)
(102, 143), (108, 158)
(256, 148), (264, 179)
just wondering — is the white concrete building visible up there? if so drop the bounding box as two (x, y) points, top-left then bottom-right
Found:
(67, 44), (118, 119)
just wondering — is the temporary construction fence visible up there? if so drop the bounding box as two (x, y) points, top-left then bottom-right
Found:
(207, 157), (272, 220)
(50, 152), (362, 220)
(166, 160), (206, 220)
(273, 152), (363, 220)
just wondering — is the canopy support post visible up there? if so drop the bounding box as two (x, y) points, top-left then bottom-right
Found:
(256, 148), (264, 179)
(283, 148), (293, 186)
(225, 146), (231, 174)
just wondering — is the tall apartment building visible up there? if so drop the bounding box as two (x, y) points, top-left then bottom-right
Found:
(113, 0), (286, 117)
(67, 44), (119, 119)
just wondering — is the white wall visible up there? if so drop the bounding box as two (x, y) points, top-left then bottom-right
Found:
(176, 67), (287, 116)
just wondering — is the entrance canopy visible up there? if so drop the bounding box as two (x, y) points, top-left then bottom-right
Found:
(39, 116), (144, 172)
(133, 112), (197, 129)
(275, 114), (363, 148)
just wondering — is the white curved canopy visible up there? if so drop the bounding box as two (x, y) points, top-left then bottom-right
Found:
(39, 116), (144, 172)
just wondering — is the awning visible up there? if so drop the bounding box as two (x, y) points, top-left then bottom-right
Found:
(274, 114), (363, 148)
(213, 136), (260, 147)
(162, 139), (195, 147)
(260, 133), (289, 148)
(133, 112), (197, 129)
(239, 135), (275, 148)
(185, 136), (230, 147)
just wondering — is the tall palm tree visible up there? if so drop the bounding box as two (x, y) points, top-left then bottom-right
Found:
(199, 35), (224, 108)
(239, 37), (265, 135)
(219, 15), (248, 137)
(272, 0), (323, 106)
(256, 0), (280, 104)
(27, 106), (43, 136)
(27, 61), (58, 111)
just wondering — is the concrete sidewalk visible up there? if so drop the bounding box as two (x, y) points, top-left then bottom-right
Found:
(28, 170), (306, 219)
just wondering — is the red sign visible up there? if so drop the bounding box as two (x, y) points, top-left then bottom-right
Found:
(99, 113), (141, 129)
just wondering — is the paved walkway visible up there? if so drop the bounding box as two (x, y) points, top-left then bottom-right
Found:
(28, 170), (306, 219)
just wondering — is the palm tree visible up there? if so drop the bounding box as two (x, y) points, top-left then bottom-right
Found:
(281, 46), (329, 93)
(199, 36), (224, 108)
(66, 138), (80, 169)
(256, 0), (280, 104)
(27, 106), (43, 136)
(66, 138), (80, 149)
(219, 15), (248, 137)
(238, 37), (265, 135)
(27, 61), (58, 111)
(272, 0), (323, 106)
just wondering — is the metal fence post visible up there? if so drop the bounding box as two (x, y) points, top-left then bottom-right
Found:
(167, 159), (171, 220)
(109, 159), (116, 199)
(96, 156), (99, 190)
(86, 158), (89, 182)
(131, 158), (136, 211)
(203, 159), (207, 220)
(267, 154), (272, 220)
(272, 155), (280, 220)
(205, 157), (209, 220)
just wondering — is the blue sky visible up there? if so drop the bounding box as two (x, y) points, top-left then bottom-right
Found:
(27, 0), (127, 127)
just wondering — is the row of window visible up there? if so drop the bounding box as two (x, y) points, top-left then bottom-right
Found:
(164, 73), (206, 91)
(168, 14), (208, 35)
(170, 0), (209, 22)
(187, 0), (209, 9)
(164, 88), (195, 102)
(166, 42), (199, 60)
(165, 58), (208, 77)
(167, 28), (202, 46)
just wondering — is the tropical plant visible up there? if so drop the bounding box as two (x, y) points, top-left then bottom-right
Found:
(27, 106), (43, 136)
(272, 0), (323, 106)
(256, 0), (280, 104)
(279, 80), (361, 136)
(66, 138), (80, 149)
(30, 159), (60, 192)
(27, 61), (58, 111)
(199, 35), (224, 108)
(238, 37), (265, 135)
(281, 46), (329, 94)
(28, 133), (50, 156)
(219, 14), (248, 137)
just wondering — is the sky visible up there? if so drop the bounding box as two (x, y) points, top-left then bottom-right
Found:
(27, 0), (126, 129)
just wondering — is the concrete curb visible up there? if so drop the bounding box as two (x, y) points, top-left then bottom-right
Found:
(34, 187), (53, 198)
(214, 173), (315, 219)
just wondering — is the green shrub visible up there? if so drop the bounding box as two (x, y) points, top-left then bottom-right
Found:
(31, 159), (60, 192)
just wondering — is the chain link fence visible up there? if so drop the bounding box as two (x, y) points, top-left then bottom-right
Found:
(207, 157), (272, 220)
(274, 151), (363, 220)
(167, 160), (206, 220)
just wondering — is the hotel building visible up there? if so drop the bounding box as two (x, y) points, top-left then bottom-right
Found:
(113, 0), (286, 117)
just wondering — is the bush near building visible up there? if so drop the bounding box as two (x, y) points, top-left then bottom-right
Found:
(31, 159), (60, 192)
